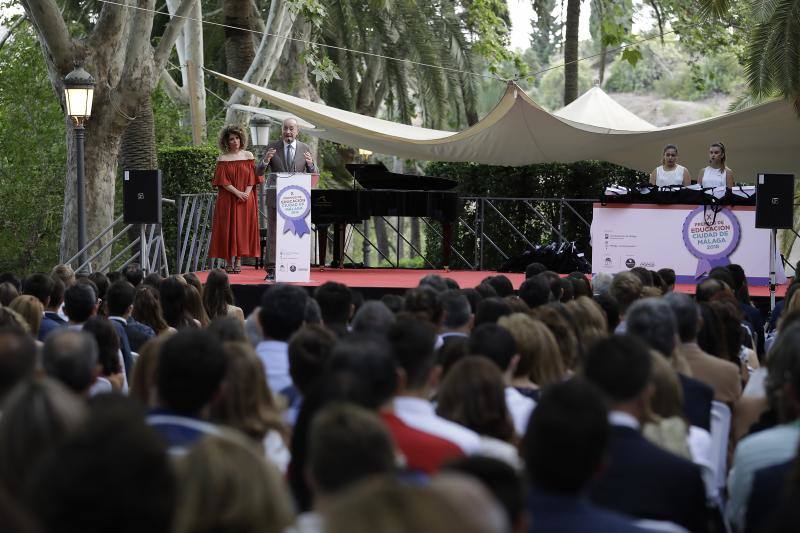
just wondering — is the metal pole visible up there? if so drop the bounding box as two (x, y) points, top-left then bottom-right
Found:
(75, 124), (87, 269)
(140, 224), (149, 274)
(176, 195), (184, 274)
(770, 228), (777, 310)
(362, 220), (370, 266)
(479, 198), (485, 271)
(558, 200), (564, 245)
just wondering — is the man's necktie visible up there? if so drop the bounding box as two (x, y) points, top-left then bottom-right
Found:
(286, 144), (294, 169)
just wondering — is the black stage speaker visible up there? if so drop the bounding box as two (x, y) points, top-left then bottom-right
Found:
(123, 169), (162, 224)
(756, 173), (794, 229)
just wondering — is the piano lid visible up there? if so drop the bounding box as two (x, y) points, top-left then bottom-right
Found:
(346, 163), (458, 191)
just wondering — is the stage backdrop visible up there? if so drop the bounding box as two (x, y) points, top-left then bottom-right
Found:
(590, 204), (785, 286)
(275, 173), (312, 282)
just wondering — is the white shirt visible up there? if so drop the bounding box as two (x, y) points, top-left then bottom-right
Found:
(609, 410), (641, 430)
(435, 331), (468, 350)
(655, 165), (686, 186)
(505, 386), (536, 436)
(476, 436), (523, 471)
(393, 396), (481, 454)
(701, 166), (727, 188)
(726, 422), (800, 530)
(255, 340), (292, 394)
(263, 429), (291, 474)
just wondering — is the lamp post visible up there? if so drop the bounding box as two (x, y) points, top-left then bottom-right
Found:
(64, 65), (95, 268)
(249, 116), (272, 238)
(249, 116), (271, 151)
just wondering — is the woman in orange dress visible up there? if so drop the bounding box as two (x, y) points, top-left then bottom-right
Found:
(209, 125), (263, 273)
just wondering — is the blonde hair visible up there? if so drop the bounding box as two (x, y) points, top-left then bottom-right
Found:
(326, 477), (495, 533)
(498, 313), (564, 386)
(210, 342), (285, 441)
(172, 432), (294, 533)
(9, 295), (43, 336)
(648, 350), (685, 421)
(565, 296), (608, 354)
(217, 124), (248, 152)
(50, 264), (76, 288)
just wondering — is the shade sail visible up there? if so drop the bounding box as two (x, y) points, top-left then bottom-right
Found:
(211, 70), (800, 182)
(553, 86), (656, 131)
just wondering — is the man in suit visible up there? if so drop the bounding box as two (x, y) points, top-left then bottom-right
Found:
(105, 280), (154, 353)
(626, 297), (714, 430)
(524, 378), (646, 533)
(665, 292), (742, 405)
(585, 335), (708, 532)
(256, 117), (318, 279)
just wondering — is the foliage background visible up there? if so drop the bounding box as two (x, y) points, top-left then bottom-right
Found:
(424, 161), (645, 270)
(0, 23), (66, 273)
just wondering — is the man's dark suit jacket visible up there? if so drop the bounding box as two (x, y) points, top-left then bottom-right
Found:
(38, 311), (67, 341)
(679, 373), (713, 430)
(109, 317), (134, 381)
(589, 425), (708, 533)
(528, 487), (646, 533)
(125, 317), (155, 353)
(257, 140), (316, 176)
(745, 459), (793, 533)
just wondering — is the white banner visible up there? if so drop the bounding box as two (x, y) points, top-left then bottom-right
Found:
(275, 173), (311, 282)
(590, 203), (785, 285)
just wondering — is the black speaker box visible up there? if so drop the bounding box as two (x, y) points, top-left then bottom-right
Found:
(756, 173), (794, 229)
(123, 169), (162, 224)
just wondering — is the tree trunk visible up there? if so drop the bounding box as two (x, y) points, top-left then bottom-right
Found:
(564, 0), (581, 106)
(281, 20), (321, 161)
(598, 43), (608, 85)
(374, 218), (391, 263)
(119, 99), (158, 170)
(61, 117), (124, 264)
(224, 0), (295, 125)
(410, 217), (420, 252)
(223, 0), (257, 85)
(23, 0), (193, 264)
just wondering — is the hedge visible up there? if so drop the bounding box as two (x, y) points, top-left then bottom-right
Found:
(158, 145), (219, 269)
(423, 161), (646, 270)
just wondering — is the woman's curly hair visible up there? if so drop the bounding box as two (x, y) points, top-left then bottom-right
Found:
(217, 124), (248, 152)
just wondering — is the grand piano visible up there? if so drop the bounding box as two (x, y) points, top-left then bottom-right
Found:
(311, 163), (459, 269)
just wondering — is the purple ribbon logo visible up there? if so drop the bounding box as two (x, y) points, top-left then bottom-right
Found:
(277, 185), (311, 238)
(682, 207), (741, 278)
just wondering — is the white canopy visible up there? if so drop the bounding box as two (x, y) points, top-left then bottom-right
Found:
(553, 86), (656, 131)
(211, 70), (800, 182)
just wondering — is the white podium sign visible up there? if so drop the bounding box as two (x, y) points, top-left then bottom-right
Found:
(590, 203), (785, 285)
(275, 173), (311, 282)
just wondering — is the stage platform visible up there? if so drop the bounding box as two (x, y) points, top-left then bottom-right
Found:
(194, 268), (788, 316)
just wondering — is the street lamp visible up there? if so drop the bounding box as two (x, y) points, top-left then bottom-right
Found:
(64, 65), (95, 268)
(249, 116), (272, 237)
(358, 148), (373, 162)
(249, 116), (271, 151)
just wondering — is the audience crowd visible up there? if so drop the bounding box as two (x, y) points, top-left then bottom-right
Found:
(0, 260), (799, 533)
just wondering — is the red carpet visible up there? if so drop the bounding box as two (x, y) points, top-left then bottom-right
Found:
(194, 267), (787, 297)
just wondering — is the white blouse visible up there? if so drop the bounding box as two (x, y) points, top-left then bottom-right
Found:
(701, 166), (727, 188)
(655, 165), (687, 186)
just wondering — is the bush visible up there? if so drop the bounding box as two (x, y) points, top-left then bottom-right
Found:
(158, 145), (219, 270)
(423, 161), (645, 270)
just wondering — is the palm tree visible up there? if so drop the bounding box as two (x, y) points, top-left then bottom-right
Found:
(564, 0), (581, 105)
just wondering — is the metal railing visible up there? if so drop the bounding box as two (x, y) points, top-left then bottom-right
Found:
(174, 192), (596, 273)
(458, 197), (595, 270)
(64, 199), (174, 275)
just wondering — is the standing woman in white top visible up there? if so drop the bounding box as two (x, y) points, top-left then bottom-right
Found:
(650, 144), (691, 186)
(698, 141), (734, 188)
